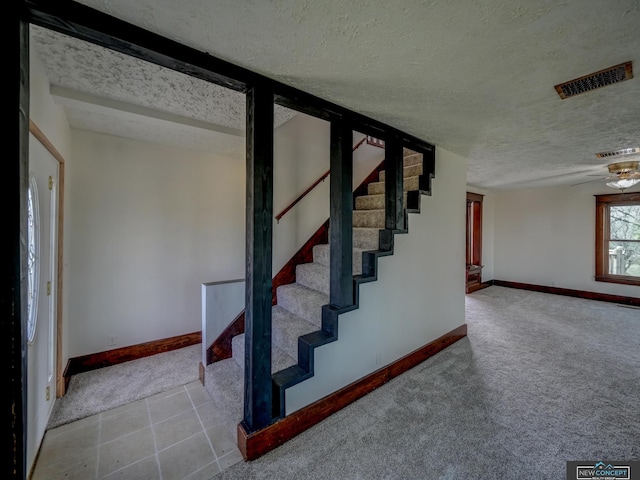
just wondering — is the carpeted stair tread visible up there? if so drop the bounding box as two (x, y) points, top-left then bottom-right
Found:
(272, 305), (319, 360)
(276, 283), (328, 326)
(296, 262), (330, 295)
(378, 163), (423, 181)
(403, 153), (423, 167)
(368, 175), (419, 195)
(355, 192), (409, 210)
(353, 227), (380, 250)
(353, 209), (385, 228)
(232, 334), (298, 373)
(203, 358), (243, 438)
(312, 244), (365, 274)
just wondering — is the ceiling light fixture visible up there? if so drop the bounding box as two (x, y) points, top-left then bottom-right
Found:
(605, 161), (640, 191)
(606, 177), (640, 190)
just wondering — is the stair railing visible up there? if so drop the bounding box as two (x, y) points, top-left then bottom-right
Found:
(274, 136), (385, 223)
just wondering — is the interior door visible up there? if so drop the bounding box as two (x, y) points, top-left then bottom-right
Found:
(26, 133), (58, 473)
(466, 192), (483, 293)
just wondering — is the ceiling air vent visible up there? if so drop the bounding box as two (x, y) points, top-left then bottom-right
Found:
(595, 147), (640, 159)
(554, 61), (633, 99)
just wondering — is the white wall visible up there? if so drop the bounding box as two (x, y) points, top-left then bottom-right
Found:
(286, 147), (467, 413)
(493, 182), (640, 298)
(65, 112), (385, 358)
(466, 186), (495, 282)
(67, 131), (246, 356)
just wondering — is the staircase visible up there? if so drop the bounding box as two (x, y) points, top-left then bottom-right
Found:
(203, 149), (427, 441)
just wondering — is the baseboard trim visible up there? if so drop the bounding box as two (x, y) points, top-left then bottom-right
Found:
(466, 281), (492, 294)
(492, 280), (640, 307)
(237, 323), (467, 460)
(63, 331), (201, 388)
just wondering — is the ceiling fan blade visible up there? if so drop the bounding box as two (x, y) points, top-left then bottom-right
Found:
(570, 177), (606, 186)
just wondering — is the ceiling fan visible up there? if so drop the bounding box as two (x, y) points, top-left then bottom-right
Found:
(571, 160), (640, 190)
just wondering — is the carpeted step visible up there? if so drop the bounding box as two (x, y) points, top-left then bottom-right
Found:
(355, 192), (408, 210)
(203, 359), (243, 439)
(232, 334), (298, 373)
(353, 227), (380, 250)
(276, 283), (327, 326)
(272, 305), (318, 360)
(368, 175), (419, 195)
(353, 209), (385, 228)
(296, 262), (330, 295)
(403, 153), (423, 167)
(378, 163), (423, 182)
(312, 244), (365, 274)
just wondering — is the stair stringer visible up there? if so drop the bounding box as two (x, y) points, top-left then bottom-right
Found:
(271, 157), (436, 418)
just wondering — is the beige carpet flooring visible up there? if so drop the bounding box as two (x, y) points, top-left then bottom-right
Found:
(47, 343), (201, 429)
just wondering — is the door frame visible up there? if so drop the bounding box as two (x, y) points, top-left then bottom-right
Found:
(29, 120), (66, 398)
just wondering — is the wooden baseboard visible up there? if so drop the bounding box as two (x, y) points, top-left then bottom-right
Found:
(466, 281), (492, 294)
(238, 324), (467, 460)
(63, 331), (201, 388)
(492, 280), (640, 307)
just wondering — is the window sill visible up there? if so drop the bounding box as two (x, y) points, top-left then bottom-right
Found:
(595, 275), (640, 287)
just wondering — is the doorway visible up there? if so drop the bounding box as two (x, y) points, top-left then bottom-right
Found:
(466, 192), (484, 293)
(26, 129), (60, 472)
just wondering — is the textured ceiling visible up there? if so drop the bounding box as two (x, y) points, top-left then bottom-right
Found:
(30, 27), (296, 156)
(31, 0), (640, 188)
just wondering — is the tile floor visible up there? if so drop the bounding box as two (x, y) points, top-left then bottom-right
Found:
(32, 381), (243, 480)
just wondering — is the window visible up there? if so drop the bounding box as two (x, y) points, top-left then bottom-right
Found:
(27, 177), (40, 343)
(595, 192), (640, 286)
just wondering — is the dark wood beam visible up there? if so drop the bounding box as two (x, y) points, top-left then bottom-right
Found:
(3, 14), (29, 480)
(242, 85), (275, 433)
(384, 135), (404, 231)
(23, 0), (251, 92)
(329, 121), (353, 308)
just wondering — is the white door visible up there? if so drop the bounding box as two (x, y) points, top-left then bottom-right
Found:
(26, 133), (58, 473)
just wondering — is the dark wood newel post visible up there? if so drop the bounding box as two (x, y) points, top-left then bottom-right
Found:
(385, 134), (404, 231)
(329, 120), (353, 308)
(243, 85), (274, 432)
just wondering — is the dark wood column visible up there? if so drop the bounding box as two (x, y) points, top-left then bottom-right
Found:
(243, 85), (274, 432)
(329, 121), (353, 308)
(384, 135), (404, 230)
(4, 16), (29, 480)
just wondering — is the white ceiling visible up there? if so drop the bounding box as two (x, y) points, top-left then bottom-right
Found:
(30, 0), (640, 189)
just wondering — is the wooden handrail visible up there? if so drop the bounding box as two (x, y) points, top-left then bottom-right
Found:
(275, 136), (383, 223)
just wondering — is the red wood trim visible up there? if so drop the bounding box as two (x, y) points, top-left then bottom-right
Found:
(466, 281), (492, 294)
(466, 191), (484, 203)
(63, 331), (201, 380)
(271, 220), (330, 305)
(237, 324), (467, 460)
(492, 280), (639, 306)
(208, 311), (245, 364)
(595, 193), (640, 287)
(275, 170), (330, 223)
